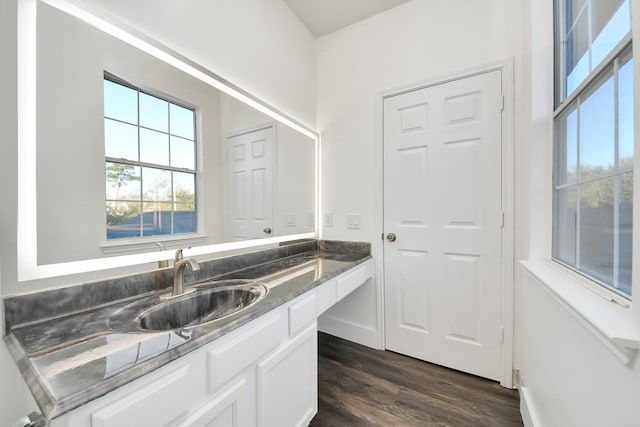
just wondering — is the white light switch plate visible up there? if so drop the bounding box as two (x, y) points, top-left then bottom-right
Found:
(324, 212), (334, 227)
(347, 214), (361, 229)
(286, 213), (296, 227)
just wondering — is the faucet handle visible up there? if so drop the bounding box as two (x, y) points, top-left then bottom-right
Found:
(189, 258), (201, 271)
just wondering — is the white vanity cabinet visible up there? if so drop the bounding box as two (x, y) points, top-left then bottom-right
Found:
(49, 259), (373, 427)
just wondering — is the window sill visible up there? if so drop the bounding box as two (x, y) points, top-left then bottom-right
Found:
(520, 260), (640, 366)
(101, 234), (209, 255)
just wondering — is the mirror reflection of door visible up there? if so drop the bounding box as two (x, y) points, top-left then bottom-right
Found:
(226, 126), (275, 240)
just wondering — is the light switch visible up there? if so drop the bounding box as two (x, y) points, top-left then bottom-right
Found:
(347, 214), (361, 229)
(286, 213), (296, 227)
(324, 212), (334, 227)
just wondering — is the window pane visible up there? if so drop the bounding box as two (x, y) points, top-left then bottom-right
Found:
(106, 201), (141, 239)
(174, 204), (196, 234)
(558, 0), (631, 102)
(618, 172), (633, 295)
(555, 105), (578, 185)
(105, 119), (138, 161)
(140, 93), (168, 132)
(553, 187), (578, 265)
(566, 11), (590, 95)
(140, 128), (169, 166)
(579, 73), (614, 180)
(591, 0), (629, 68)
(142, 202), (172, 236)
(142, 167), (172, 201)
(173, 172), (195, 205)
(171, 136), (196, 170)
(619, 56), (634, 166)
(170, 104), (195, 140)
(104, 80), (137, 124)
(564, 0), (587, 29)
(580, 178), (615, 285)
(106, 163), (140, 201)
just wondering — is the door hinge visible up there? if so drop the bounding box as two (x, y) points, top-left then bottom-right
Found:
(500, 211), (505, 229)
(500, 326), (505, 344)
(500, 95), (505, 112)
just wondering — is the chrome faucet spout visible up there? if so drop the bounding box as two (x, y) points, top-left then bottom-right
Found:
(167, 248), (200, 297)
(174, 248), (184, 264)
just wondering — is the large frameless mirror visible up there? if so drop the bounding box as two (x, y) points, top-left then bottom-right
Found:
(17, 0), (318, 281)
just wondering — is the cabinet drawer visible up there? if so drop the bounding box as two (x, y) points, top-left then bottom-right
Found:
(207, 311), (285, 391)
(315, 279), (337, 315)
(91, 366), (189, 427)
(288, 294), (317, 337)
(336, 263), (370, 301)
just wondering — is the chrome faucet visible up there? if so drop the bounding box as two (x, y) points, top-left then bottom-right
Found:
(155, 242), (170, 268)
(167, 248), (200, 297)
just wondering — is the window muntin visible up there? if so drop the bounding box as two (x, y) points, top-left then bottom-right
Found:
(104, 77), (197, 240)
(553, 40), (634, 297)
(556, 0), (631, 104)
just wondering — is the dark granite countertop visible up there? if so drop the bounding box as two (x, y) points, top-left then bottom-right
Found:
(3, 240), (371, 423)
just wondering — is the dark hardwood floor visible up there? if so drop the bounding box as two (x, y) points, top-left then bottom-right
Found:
(310, 333), (523, 427)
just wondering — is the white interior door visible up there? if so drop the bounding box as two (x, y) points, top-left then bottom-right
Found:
(383, 70), (503, 381)
(226, 126), (274, 240)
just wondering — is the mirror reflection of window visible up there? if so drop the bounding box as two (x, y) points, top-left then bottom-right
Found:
(104, 76), (197, 240)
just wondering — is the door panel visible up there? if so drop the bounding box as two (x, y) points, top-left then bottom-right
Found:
(226, 127), (274, 240)
(384, 70), (503, 381)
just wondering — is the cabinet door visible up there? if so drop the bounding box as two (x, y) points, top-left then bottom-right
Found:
(256, 324), (317, 427)
(176, 375), (253, 427)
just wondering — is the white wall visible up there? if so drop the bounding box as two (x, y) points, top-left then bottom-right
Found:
(0, 2), (40, 425)
(316, 0), (522, 348)
(275, 124), (316, 236)
(516, 266), (640, 427)
(0, 0), (315, 423)
(0, 2), (38, 425)
(84, 0), (316, 129)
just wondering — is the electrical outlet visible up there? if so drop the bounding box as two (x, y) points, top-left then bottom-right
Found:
(307, 213), (315, 227)
(286, 213), (296, 227)
(347, 213), (361, 229)
(324, 212), (334, 227)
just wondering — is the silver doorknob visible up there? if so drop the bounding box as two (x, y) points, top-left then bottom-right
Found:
(386, 233), (396, 242)
(263, 227), (272, 235)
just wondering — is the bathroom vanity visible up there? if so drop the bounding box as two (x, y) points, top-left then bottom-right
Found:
(4, 3), (372, 425)
(3, 241), (373, 426)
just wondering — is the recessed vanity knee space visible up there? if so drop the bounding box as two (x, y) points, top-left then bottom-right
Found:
(4, 241), (373, 426)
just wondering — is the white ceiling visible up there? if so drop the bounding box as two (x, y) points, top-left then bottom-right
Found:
(283, 0), (414, 37)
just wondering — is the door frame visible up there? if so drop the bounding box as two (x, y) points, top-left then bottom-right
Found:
(374, 60), (515, 388)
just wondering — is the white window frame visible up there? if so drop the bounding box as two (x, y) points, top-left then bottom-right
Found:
(552, 0), (634, 300)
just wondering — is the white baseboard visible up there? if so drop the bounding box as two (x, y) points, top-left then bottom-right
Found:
(519, 385), (541, 427)
(318, 315), (381, 349)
